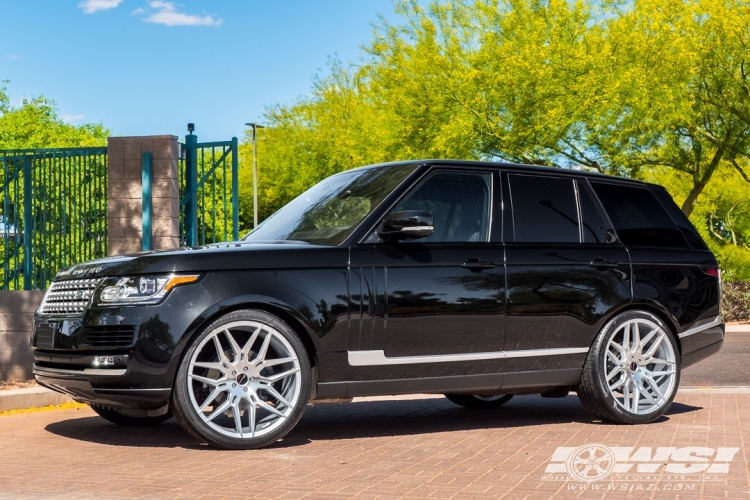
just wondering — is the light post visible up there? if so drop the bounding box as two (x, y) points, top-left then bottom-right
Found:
(245, 122), (265, 228)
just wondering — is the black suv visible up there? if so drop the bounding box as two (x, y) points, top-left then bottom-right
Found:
(32, 160), (723, 449)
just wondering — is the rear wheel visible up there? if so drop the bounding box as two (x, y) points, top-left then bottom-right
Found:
(444, 394), (513, 409)
(172, 309), (311, 450)
(89, 404), (172, 427)
(577, 310), (680, 424)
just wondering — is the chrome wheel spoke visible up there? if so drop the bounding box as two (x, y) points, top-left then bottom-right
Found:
(192, 361), (225, 371)
(207, 398), (232, 422)
(257, 398), (286, 418)
(606, 364), (621, 382)
(610, 376), (626, 391)
(631, 380), (640, 412)
(261, 384), (292, 408)
(263, 367), (300, 384)
(253, 332), (274, 364)
(224, 329), (243, 363)
(260, 357), (295, 368)
(199, 386), (225, 411)
(232, 400), (244, 438)
(643, 332), (666, 358)
(242, 327), (262, 358)
(191, 373), (222, 386)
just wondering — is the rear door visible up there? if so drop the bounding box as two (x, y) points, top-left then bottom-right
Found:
(502, 173), (631, 378)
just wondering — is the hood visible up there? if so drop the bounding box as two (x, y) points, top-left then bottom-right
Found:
(54, 241), (347, 280)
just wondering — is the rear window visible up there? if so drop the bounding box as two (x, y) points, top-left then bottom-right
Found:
(650, 186), (708, 250)
(590, 182), (688, 248)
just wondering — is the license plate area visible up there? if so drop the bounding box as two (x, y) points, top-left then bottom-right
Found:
(35, 322), (57, 350)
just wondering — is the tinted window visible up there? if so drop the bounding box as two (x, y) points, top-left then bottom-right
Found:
(650, 186), (708, 249)
(395, 172), (492, 242)
(591, 182), (688, 248)
(245, 165), (417, 246)
(578, 180), (614, 244)
(509, 174), (579, 243)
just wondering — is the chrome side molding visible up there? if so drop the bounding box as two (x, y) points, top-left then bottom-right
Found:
(348, 347), (589, 367)
(678, 316), (723, 339)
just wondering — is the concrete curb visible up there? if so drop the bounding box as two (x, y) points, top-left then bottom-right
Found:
(0, 387), (71, 412)
(726, 324), (750, 333)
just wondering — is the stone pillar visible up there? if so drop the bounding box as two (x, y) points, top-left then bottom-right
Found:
(107, 135), (180, 256)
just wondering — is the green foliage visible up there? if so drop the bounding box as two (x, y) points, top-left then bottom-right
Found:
(0, 84), (109, 149)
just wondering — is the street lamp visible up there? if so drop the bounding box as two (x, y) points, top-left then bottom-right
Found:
(245, 122), (265, 228)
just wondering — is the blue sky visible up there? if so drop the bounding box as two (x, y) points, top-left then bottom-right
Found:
(0, 1), (402, 142)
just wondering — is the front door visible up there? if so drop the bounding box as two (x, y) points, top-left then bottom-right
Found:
(349, 169), (505, 379)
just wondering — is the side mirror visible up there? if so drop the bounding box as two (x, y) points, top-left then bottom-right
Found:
(377, 210), (434, 241)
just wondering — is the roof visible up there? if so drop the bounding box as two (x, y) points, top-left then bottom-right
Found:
(348, 159), (648, 186)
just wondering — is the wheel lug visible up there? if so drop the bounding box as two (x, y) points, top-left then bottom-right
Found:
(232, 383), (237, 388)
(232, 371), (237, 376)
(243, 387), (248, 392)
(243, 367), (248, 372)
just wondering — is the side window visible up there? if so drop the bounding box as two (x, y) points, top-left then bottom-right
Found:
(395, 171), (492, 243)
(590, 182), (689, 248)
(508, 174), (579, 243)
(578, 180), (615, 244)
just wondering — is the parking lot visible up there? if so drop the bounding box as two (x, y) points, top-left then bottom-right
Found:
(1, 332), (748, 499)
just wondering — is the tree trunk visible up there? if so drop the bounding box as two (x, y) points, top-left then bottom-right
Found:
(680, 146), (726, 217)
(681, 181), (707, 217)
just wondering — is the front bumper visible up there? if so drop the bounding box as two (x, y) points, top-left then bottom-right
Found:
(31, 281), (217, 409)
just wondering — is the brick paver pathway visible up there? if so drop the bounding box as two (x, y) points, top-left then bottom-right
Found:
(1, 391), (749, 499)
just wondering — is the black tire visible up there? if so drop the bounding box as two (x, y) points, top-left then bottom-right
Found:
(445, 394), (513, 409)
(89, 404), (173, 427)
(577, 310), (680, 424)
(172, 309), (311, 450)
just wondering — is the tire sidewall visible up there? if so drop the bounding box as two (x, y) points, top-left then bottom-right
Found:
(172, 309), (311, 449)
(590, 310), (681, 424)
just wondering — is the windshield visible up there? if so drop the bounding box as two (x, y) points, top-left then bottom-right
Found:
(243, 164), (418, 245)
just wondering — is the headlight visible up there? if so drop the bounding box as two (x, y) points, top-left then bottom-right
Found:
(97, 274), (199, 305)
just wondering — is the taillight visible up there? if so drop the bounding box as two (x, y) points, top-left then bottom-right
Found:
(703, 267), (721, 280)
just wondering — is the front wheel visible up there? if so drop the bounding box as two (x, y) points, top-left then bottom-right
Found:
(577, 310), (680, 424)
(445, 394), (513, 409)
(172, 310), (311, 449)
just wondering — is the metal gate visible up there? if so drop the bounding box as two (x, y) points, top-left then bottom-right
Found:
(0, 148), (108, 290)
(179, 132), (239, 247)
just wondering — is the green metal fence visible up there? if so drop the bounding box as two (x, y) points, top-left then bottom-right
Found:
(180, 133), (239, 247)
(0, 148), (108, 290)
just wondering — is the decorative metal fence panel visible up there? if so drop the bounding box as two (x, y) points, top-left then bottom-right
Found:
(179, 134), (239, 247)
(0, 148), (108, 290)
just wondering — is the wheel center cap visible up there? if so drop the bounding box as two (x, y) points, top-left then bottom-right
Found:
(236, 373), (249, 385)
(629, 361), (638, 371)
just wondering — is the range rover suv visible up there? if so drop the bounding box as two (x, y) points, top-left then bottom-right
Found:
(32, 160), (723, 449)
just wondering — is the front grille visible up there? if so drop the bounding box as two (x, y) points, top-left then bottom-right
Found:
(39, 279), (102, 316)
(81, 326), (135, 348)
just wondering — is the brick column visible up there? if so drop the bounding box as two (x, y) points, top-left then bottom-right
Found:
(107, 135), (180, 256)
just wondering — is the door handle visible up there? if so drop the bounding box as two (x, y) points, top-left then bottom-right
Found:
(462, 258), (495, 270)
(588, 258), (618, 269)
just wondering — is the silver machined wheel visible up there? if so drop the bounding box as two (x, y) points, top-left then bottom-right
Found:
(604, 318), (677, 415)
(187, 320), (302, 439)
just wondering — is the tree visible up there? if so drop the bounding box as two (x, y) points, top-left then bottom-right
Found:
(0, 84), (109, 149)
